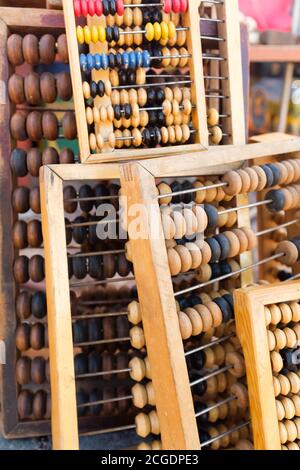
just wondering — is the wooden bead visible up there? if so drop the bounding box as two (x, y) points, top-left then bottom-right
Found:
(205, 302), (223, 328)
(194, 304), (213, 332)
(57, 34), (68, 63)
(127, 300), (142, 325)
(185, 308), (203, 336)
(196, 264), (212, 283)
(207, 108), (219, 127)
(273, 376), (281, 397)
(276, 241), (299, 266)
(222, 171), (242, 196)
(281, 397), (296, 420)
(135, 413), (151, 438)
(18, 390), (33, 419)
(23, 34), (39, 65)
(278, 374), (291, 396)
(16, 323), (30, 351)
(210, 126), (223, 145)
(273, 328), (287, 350)
(279, 303), (293, 324)
(62, 112), (77, 140)
(291, 395), (300, 416)
(7, 34), (24, 65)
(16, 356), (31, 384)
(236, 169), (251, 194)
(193, 205), (208, 232)
(39, 34), (56, 64)
(287, 371), (300, 394)
(276, 400), (286, 421)
(283, 327), (297, 348)
(30, 187), (41, 214)
(175, 245), (192, 272)
(30, 322), (45, 350)
(172, 210), (186, 239)
(252, 165), (267, 191)
(130, 326), (145, 349)
(132, 383), (148, 409)
(285, 420), (298, 442)
(42, 111), (58, 140)
(40, 72), (57, 103)
(279, 422), (288, 444)
(56, 71), (72, 101)
(225, 352), (245, 378)
(271, 351), (283, 373)
(178, 311), (192, 340)
(267, 330), (276, 351)
(8, 74), (25, 104)
(244, 167), (259, 193)
(240, 227), (257, 250)
(129, 357), (145, 382)
(11, 112), (27, 141)
(26, 111), (43, 141)
(16, 291), (31, 320)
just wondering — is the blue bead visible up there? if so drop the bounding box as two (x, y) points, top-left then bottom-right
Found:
(142, 50), (150, 68)
(122, 52), (129, 69)
(87, 53), (95, 71)
(129, 51), (136, 70)
(101, 53), (108, 70)
(80, 53), (88, 72)
(135, 50), (143, 68)
(94, 53), (102, 70)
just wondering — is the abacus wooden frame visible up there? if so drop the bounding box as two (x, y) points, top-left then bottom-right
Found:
(63, 0), (245, 163)
(40, 134), (300, 450)
(234, 281), (300, 450)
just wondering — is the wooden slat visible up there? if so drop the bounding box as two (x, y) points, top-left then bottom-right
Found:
(0, 7), (65, 31)
(250, 45), (300, 63)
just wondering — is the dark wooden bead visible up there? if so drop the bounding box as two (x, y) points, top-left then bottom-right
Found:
(214, 234), (230, 261)
(30, 322), (45, 350)
(46, 359), (50, 382)
(118, 253), (131, 277)
(29, 255), (45, 282)
(118, 385), (131, 413)
(65, 218), (72, 245)
(102, 254), (116, 279)
(88, 351), (101, 373)
(40, 72), (56, 103)
(22, 34), (39, 65)
(63, 186), (77, 213)
(60, 148), (75, 164)
(116, 316), (129, 352)
(17, 390), (33, 419)
(88, 318), (102, 341)
(10, 148), (28, 177)
(12, 220), (28, 249)
(33, 390), (47, 420)
(42, 111), (58, 141)
(16, 291), (32, 320)
(42, 147), (59, 166)
(89, 389), (102, 416)
(102, 387), (115, 415)
(102, 350), (114, 379)
(116, 352), (129, 380)
(39, 34), (56, 64)
(72, 256), (87, 279)
(12, 186), (30, 213)
(206, 238), (221, 263)
(103, 317), (116, 353)
(13, 256), (29, 284)
(72, 216), (88, 244)
(30, 187), (41, 214)
(8, 74), (25, 104)
(74, 353), (88, 376)
(7, 34), (24, 66)
(16, 323), (31, 351)
(89, 255), (103, 280)
(26, 148), (43, 177)
(31, 356), (46, 384)
(266, 189), (286, 212)
(31, 291), (47, 319)
(56, 34), (68, 64)
(79, 185), (94, 213)
(26, 111), (43, 141)
(24, 72), (41, 105)
(62, 112), (77, 140)
(72, 320), (88, 344)
(56, 71), (72, 101)
(16, 356), (31, 385)
(10, 112), (28, 141)
(204, 204), (219, 232)
(27, 219), (43, 247)
(76, 390), (88, 417)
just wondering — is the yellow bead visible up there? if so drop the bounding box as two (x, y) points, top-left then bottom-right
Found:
(145, 23), (154, 42)
(91, 25), (98, 43)
(161, 21), (169, 40)
(153, 22), (162, 41)
(83, 25), (91, 44)
(98, 26), (106, 43)
(76, 26), (85, 45)
(168, 21), (176, 40)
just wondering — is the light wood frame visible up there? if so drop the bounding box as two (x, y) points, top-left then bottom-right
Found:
(40, 133), (300, 449)
(63, 0), (245, 163)
(234, 281), (300, 450)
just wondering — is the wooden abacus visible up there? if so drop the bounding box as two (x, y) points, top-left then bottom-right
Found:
(63, 0), (246, 163)
(40, 133), (300, 450)
(234, 281), (300, 450)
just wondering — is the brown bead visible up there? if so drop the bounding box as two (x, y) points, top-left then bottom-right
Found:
(63, 186), (77, 213)
(16, 291), (32, 320)
(33, 390), (47, 420)
(29, 255), (45, 282)
(31, 356), (46, 384)
(22, 34), (39, 65)
(27, 148), (43, 177)
(39, 34), (56, 64)
(59, 148), (75, 164)
(16, 323), (31, 351)
(10, 112), (27, 141)
(56, 34), (68, 63)
(62, 112), (77, 140)
(30, 187), (41, 214)
(16, 356), (31, 385)
(40, 72), (56, 103)
(42, 111), (58, 141)
(56, 71), (72, 101)
(26, 111), (43, 141)
(18, 390), (33, 419)
(103, 254), (116, 279)
(12, 186), (30, 213)
(8, 74), (25, 104)
(24, 72), (41, 105)
(12, 220), (27, 249)
(42, 147), (59, 166)
(13, 256), (29, 284)
(7, 34), (24, 65)
(27, 220), (43, 248)
(30, 322), (45, 350)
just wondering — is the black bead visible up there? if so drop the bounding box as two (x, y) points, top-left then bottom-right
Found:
(108, 52), (115, 68)
(147, 88), (156, 105)
(214, 234), (230, 261)
(89, 255), (103, 280)
(109, 0), (116, 15)
(278, 270), (292, 281)
(106, 26), (113, 43)
(170, 181), (183, 204)
(94, 183), (109, 208)
(223, 293), (234, 310)
(88, 318), (103, 341)
(102, 0), (110, 16)
(179, 298), (190, 310)
(181, 180), (193, 204)
(72, 257), (87, 280)
(76, 389), (88, 417)
(79, 185), (94, 213)
(88, 351), (101, 373)
(124, 103), (132, 119)
(11, 148), (28, 177)
(204, 204), (219, 232)
(74, 353), (88, 376)
(266, 163), (281, 186)
(157, 110), (165, 126)
(73, 216), (88, 244)
(152, 8), (162, 23)
(210, 263), (222, 279)
(153, 126), (161, 145)
(142, 128), (151, 146)
(148, 127), (157, 147)
(214, 297), (231, 323)
(219, 261), (232, 276)
(192, 351), (205, 370)
(114, 105), (121, 120)
(31, 291), (47, 319)
(151, 46), (162, 67)
(89, 389), (102, 416)
(261, 164), (274, 188)
(90, 81), (98, 98)
(206, 238), (221, 263)
(156, 87), (165, 104)
(143, 9), (151, 24)
(116, 53), (123, 68)
(112, 25), (119, 42)
(127, 71), (136, 85)
(292, 237), (300, 260)
(281, 349), (299, 372)
(73, 321), (88, 344)
(97, 80), (105, 97)
(87, 215), (99, 245)
(187, 295), (202, 307)
(193, 380), (207, 397)
(266, 189), (285, 212)
(194, 402), (208, 424)
(149, 110), (157, 126)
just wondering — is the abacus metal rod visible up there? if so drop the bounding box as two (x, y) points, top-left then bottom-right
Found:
(65, 219), (118, 228)
(150, 53), (192, 60)
(65, 195), (119, 202)
(195, 396), (235, 418)
(157, 182), (227, 200)
(200, 36), (225, 41)
(112, 79), (193, 90)
(78, 299), (132, 306)
(75, 337), (130, 347)
(286, 273), (300, 281)
(70, 276), (135, 289)
(218, 199), (273, 216)
(201, 0), (224, 4)
(68, 249), (125, 259)
(256, 217), (300, 237)
(78, 395), (133, 409)
(204, 75), (228, 80)
(76, 368), (131, 380)
(201, 421), (251, 448)
(200, 18), (225, 23)
(205, 94), (229, 99)
(80, 424), (135, 437)
(120, 27), (189, 35)
(185, 334), (233, 357)
(190, 365), (233, 387)
(72, 311), (128, 321)
(175, 253), (284, 297)
(146, 74), (190, 78)
(203, 55), (225, 61)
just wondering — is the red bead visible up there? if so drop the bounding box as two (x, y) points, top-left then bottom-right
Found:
(163, 0), (172, 14)
(95, 0), (103, 16)
(180, 0), (188, 13)
(172, 0), (180, 13)
(80, 0), (88, 16)
(74, 0), (81, 16)
(116, 0), (124, 16)
(88, 0), (95, 15)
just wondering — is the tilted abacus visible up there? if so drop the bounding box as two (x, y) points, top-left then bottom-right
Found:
(63, 0), (245, 162)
